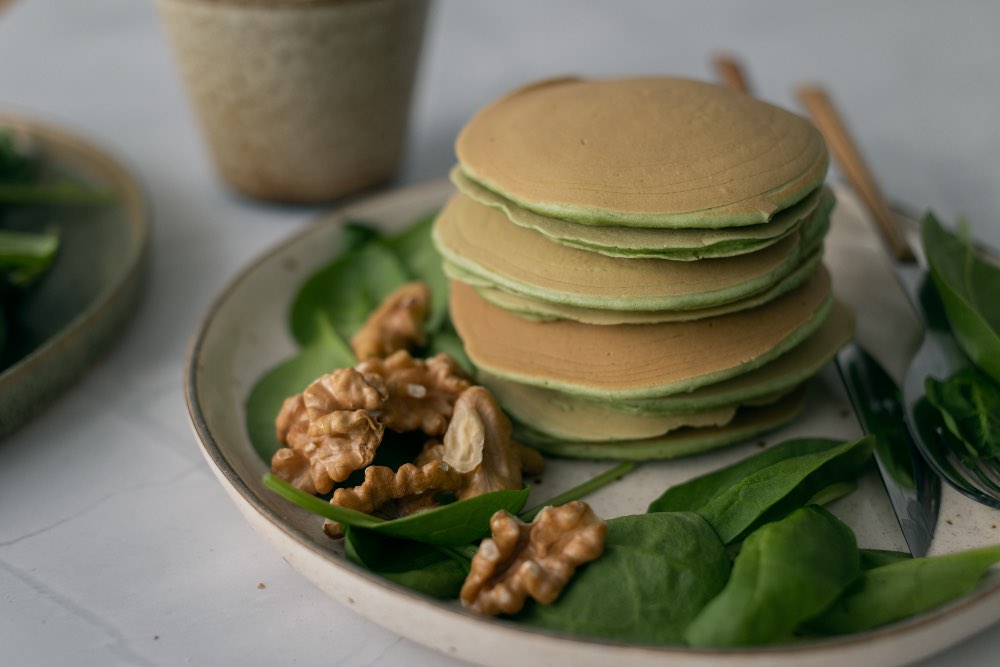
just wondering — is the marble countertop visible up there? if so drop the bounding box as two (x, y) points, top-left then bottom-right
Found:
(2, 1), (999, 665)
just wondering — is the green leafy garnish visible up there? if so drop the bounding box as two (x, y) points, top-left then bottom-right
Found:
(685, 505), (860, 647)
(808, 544), (1000, 635)
(648, 437), (874, 544)
(923, 212), (1000, 384)
(925, 367), (1000, 459)
(0, 227), (59, 288)
(344, 527), (469, 599)
(516, 512), (730, 644)
(245, 313), (354, 461)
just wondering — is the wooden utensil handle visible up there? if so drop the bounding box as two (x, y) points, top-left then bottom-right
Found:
(796, 85), (915, 262)
(712, 54), (753, 95)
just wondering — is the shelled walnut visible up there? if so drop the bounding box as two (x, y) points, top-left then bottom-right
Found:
(322, 460), (464, 538)
(460, 501), (606, 616)
(356, 350), (472, 436)
(271, 368), (387, 494)
(350, 281), (430, 361)
(442, 386), (533, 499)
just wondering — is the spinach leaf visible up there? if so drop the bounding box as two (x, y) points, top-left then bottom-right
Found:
(365, 487), (530, 546)
(289, 233), (410, 346)
(859, 548), (911, 570)
(648, 437), (847, 513)
(685, 505), (860, 647)
(263, 473), (528, 546)
(344, 526), (468, 599)
(925, 367), (1000, 459)
(384, 212), (450, 333)
(807, 544), (1000, 635)
(263, 473), (385, 528)
(516, 512), (729, 644)
(423, 329), (474, 375)
(650, 436), (873, 544)
(923, 212), (1000, 384)
(245, 314), (355, 460)
(0, 228), (60, 289)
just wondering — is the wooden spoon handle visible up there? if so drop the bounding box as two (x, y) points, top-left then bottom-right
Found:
(796, 85), (914, 262)
(712, 54), (753, 95)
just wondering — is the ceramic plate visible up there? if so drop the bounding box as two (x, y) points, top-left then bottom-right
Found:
(185, 180), (1000, 667)
(0, 112), (148, 436)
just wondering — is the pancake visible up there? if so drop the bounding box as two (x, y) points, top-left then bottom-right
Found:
(477, 300), (853, 417)
(515, 388), (809, 460)
(452, 167), (835, 260)
(462, 248), (824, 324)
(433, 191), (830, 312)
(456, 77), (828, 228)
(449, 265), (835, 400)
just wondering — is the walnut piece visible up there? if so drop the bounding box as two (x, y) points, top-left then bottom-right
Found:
(357, 350), (472, 436)
(460, 501), (607, 616)
(350, 281), (431, 360)
(271, 369), (387, 494)
(322, 460), (464, 538)
(514, 442), (546, 476)
(442, 386), (525, 499)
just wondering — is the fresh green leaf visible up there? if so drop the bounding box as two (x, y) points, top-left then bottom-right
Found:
(859, 548), (912, 570)
(245, 314), (354, 460)
(264, 471), (528, 547)
(365, 487), (530, 546)
(807, 544), (1000, 635)
(806, 480), (857, 506)
(0, 131), (37, 184)
(344, 526), (468, 599)
(925, 367), (1000, 459)
(384, 212), (450, 332)
(262, 473), (384, 528)
(647, 438), (845, 513)
(923, 212), (1000, 384)
(289, 233), (410, 346)
(516, 512), (730, 644)
(0, 181), (113, 205)
(0, 228), (59, 288)
(424, 330), (474, 374)
(649, 437), (874, 544)
(685, 505), (860, 647)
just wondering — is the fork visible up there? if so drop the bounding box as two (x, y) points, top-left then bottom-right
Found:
(797, 85), (1000, 509)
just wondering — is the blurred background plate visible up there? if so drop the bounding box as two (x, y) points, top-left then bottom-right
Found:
(0, 112), (149, 436)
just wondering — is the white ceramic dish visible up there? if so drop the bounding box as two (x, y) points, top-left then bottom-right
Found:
(185, 180), (1000, 667)
(0, 112), (148, 436)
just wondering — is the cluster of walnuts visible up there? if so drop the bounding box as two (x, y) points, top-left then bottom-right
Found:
(269, 281), (604, 615)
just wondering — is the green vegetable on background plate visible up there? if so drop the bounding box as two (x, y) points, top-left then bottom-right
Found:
(925, 367), (1000, 460)
(1, 127), (111, 364)
(923, 212), (1000, 385)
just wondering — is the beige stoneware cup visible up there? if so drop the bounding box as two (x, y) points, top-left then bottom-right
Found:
(156, 0), (429, 203)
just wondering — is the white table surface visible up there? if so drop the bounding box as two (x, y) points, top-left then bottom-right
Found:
(2, 1), (1000, 665)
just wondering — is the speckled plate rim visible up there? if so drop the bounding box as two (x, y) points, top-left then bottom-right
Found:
(185, 179), (1000, 667)
(0, 111), (149, 437)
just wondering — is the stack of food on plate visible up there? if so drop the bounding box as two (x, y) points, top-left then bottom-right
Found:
(434, 76), (852, 459)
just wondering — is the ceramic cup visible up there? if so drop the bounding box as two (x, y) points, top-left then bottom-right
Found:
(156, 0), (429, 203)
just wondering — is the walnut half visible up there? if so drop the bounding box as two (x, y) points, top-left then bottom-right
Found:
(460, 501), (607, 616)
(350, 281), (431, 361)
(321, 460), (465, 538)
(271, 368), (387, 494)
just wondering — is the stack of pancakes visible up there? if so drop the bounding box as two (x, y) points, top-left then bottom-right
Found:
(434, 77), (852, 460)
